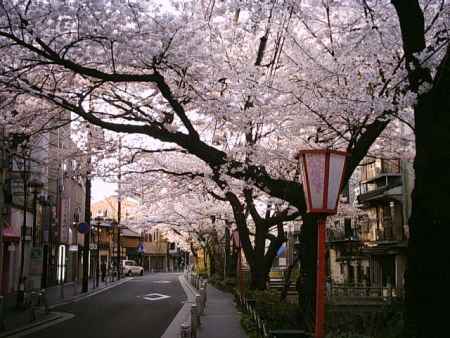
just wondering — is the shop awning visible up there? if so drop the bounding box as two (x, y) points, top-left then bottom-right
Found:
(2, 226), (20, 241)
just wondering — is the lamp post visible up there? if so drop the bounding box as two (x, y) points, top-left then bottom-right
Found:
(297, 149), (348, 338)
(94, 217), (101, 287)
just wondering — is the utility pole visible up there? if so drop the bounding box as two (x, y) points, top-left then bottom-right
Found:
(96, 219), (100, 287)
(82, 125), (92, 293)
(117, 138), (122, 280)
(17, 146), (29, 307)
(0, 128), (6, 295)
(82, 171), (91, 293)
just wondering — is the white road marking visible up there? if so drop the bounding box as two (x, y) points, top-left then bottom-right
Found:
(152, 281), (171, 284)
(138, 293), (171, 301)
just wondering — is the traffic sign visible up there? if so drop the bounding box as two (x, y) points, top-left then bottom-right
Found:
(78, 222), (90, 234)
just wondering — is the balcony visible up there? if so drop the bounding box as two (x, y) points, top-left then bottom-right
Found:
(357, 182), (402, 205)
(143, 241), (167, 255)
(360, 159), (401, 182)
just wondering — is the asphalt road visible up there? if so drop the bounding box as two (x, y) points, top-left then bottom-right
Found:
(27, 273), (186, 338)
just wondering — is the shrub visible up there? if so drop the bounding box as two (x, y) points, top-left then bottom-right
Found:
(245, 290), (303, 331)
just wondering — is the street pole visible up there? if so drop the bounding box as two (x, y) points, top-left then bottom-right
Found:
(82, 175), (91, 293)
(17, 154), (29, 307)
(0, 130), (6, 296)
(96, 221), (100, 287)
(314, 218), (326, 338)
(116, 222), (121, 280)
(117, 138), (122, 280)
(41, 200), (50, 289)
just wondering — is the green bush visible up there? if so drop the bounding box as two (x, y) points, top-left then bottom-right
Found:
(326, 302), (404, 338)
(244, 290), (303, 331)
(240, 313), (259, 338)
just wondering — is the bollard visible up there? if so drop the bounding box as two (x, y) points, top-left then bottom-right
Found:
(0, 295), (4, 331)
(39, 289), (49, 314)
(191, 304), (199, 337)
(60, 283), (65, 299)
(200, 287), (207, 310)
(195, 294), (203, 316)
(180, 322), (191, 338)
(30, 291), (38, 322)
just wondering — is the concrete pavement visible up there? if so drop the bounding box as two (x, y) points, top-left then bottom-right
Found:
(197, 284), (248, 338)
(1, 276), (131, 334)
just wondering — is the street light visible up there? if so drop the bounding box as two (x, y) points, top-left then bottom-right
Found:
(297, 149), (348, 338)
(94, 216), (102, 287)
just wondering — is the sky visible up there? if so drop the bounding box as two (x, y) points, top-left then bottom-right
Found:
(92, 178), (116, 202)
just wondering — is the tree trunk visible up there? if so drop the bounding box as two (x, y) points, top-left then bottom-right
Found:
(250, 264), (270, 290)
(404, 46), (450, 338)
(281, 256), (299, 301)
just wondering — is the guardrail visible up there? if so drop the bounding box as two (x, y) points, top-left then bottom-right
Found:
(238, 294), (312, 338)
(181, 270), (208, 338)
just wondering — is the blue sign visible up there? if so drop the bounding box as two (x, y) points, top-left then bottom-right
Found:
(137, 242), (144, 253)
(78, 222), (91, 234)
(276, 244), (287, 257)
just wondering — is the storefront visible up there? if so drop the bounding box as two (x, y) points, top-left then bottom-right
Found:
(1, 225), (20, 294)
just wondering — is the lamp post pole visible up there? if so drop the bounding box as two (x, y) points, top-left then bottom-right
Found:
(315, 217), (327, 338)
(297, 149), (349, 338)
(96, 219), (100, 287)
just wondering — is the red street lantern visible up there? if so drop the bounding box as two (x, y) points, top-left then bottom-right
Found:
(298, 149), (348, 214)
(297, 149), (349, 338)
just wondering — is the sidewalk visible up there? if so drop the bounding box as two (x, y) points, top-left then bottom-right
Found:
(1, 276), (130, 334)
(162, 275), (247, 338)
(197, 284), (248, 338)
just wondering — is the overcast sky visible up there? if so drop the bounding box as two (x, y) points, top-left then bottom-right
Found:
(92, 178), (116, 202)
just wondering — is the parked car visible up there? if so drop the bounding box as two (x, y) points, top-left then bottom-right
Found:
(121, 260), (144, 276)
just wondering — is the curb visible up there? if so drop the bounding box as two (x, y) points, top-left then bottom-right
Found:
(161, 275), (197, 338)
(0, 278), (132, 337)
(48, 277), (132, 309)
(0, 312), (74, 338)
